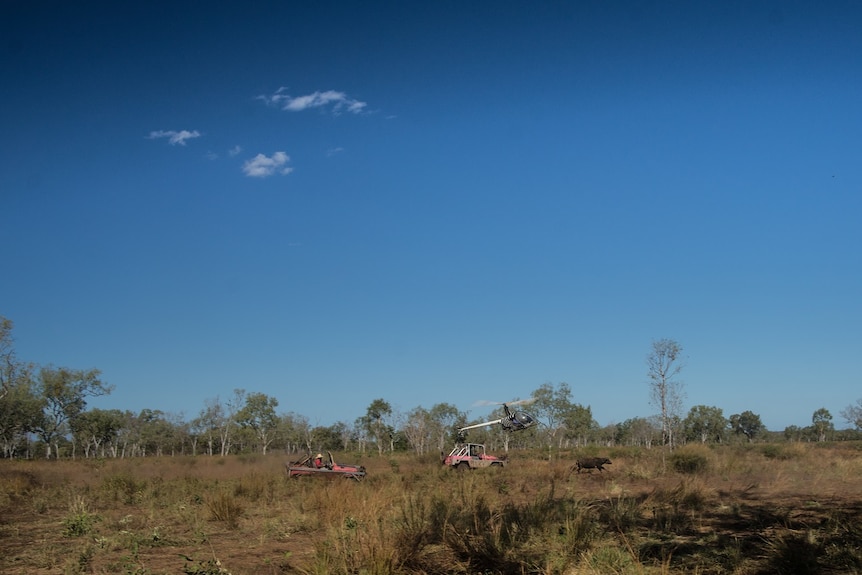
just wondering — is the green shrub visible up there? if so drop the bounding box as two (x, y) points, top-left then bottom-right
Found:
(101, 473), (145, 505)
(63, 496), (100, 537)
(63, 512), (100, 537)
(670, 451), (708, 474)
(761, 444), (797, 460)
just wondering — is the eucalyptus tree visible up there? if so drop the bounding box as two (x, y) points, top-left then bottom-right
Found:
(309, 421), (349, 452)
(0, 376), (42, 458)
(112, 410), (137, 457)
(186, 415), (204, 455)
(403, 406), (432, 455)
(811, 408), (833, 442)
(331, 420), (354, 452)
(613, 418), (634, 446)
(34, 366), (113, 458)
(222, 389), (247, 456)
(531, 382), (573, 448)
(683, 405), (727, 444)
(70, 408), (123, 458)
(278, 411), (311, 454)
(135, 409), (178, 456)
(172, 418), (195, 454)
(561, 403), (597, 447)
(646, 338), (686, 449)
(597, 423), (618, 447)
(0, 317), (41, 457)
(840, 398), (862, 430)
(783, 425), (803, 442)
(236, 392), (279, 454)
(0, 316), (13, 401)
(429, 402), (464, 451)
(363, 398), (393, 454)
(729, 410), (764, 443)
(402, 403), (465, 455)
(0, 316), (33, 402)
(194, 398), (225, 456)
(191, 390), (247, 456)
(164, 411), (192, 455)
(615, 417), (660, 447)
(353, 415), (370, 453)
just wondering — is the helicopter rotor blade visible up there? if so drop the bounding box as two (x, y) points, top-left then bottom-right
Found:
(472, 400), (501, 407)
(472, 397), (536, 408)
(506, 397), (537, 407)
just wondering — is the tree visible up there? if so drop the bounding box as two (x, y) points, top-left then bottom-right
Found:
(309, 421), (349, 452)
(111, 410), (137, 458)
(729, 411), (764, 443)
(192, 390), (246, 456)
(363, 398), (392, 455)
(840, 398), (862, 430)
(811, 408), (833, 442)
(561, 404), (597, 447)
(783, 425), (803, 442)
(222, 389), (246, 456)
(0, 317), (41, 458)
(683, 405), (727, 444)
(597, 423), (618, 447)
(0, 376), (42, 458)
(330, 420), (355, 452)
(70, 408), (123, 458)
(134, 409), (179, 456)
(428, 402), (464, 452)
(646, 338), (686, 449)
(0, 316), (25, 401)
(193, 398), (225, 456)
(34, 366), (113, 458)
(614, 417), (659, 447)
(402, 406), (432, 455)
(613, 419), (634, 446)
(531, 382), (573, 448)
(236, 392), (279, 454)
(278, 412), (311, 454)
(526, 382), (598, 449)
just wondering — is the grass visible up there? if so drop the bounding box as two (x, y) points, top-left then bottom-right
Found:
(0, 443), (861, 574)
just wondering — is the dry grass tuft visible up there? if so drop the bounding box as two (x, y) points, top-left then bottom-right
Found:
(205, 490), (244, 528)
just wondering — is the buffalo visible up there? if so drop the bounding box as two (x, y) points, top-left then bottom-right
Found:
(573, 457), (612, 474)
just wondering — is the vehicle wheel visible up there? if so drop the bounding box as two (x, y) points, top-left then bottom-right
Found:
(491, 462), (503, 468)
(457, 462), (470, 471)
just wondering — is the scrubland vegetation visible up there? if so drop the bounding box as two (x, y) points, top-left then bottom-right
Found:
(2, 442), (861, 574)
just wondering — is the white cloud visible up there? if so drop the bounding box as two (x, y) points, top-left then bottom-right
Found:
(258, 88), (367, 115)
(147, 129), (201, 145)
(242, 151), (293, 178)
(228, 145), (242, 157)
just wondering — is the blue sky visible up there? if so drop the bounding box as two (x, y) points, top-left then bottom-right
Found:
(2, 1), (860, 432)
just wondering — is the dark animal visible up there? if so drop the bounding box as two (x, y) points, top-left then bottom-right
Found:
(574, 457), (612, 474)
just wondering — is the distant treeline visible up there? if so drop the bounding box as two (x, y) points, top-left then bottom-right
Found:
(3, 316), (861, 459)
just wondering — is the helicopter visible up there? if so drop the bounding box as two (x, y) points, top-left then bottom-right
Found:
(456, 398), (538, 441)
